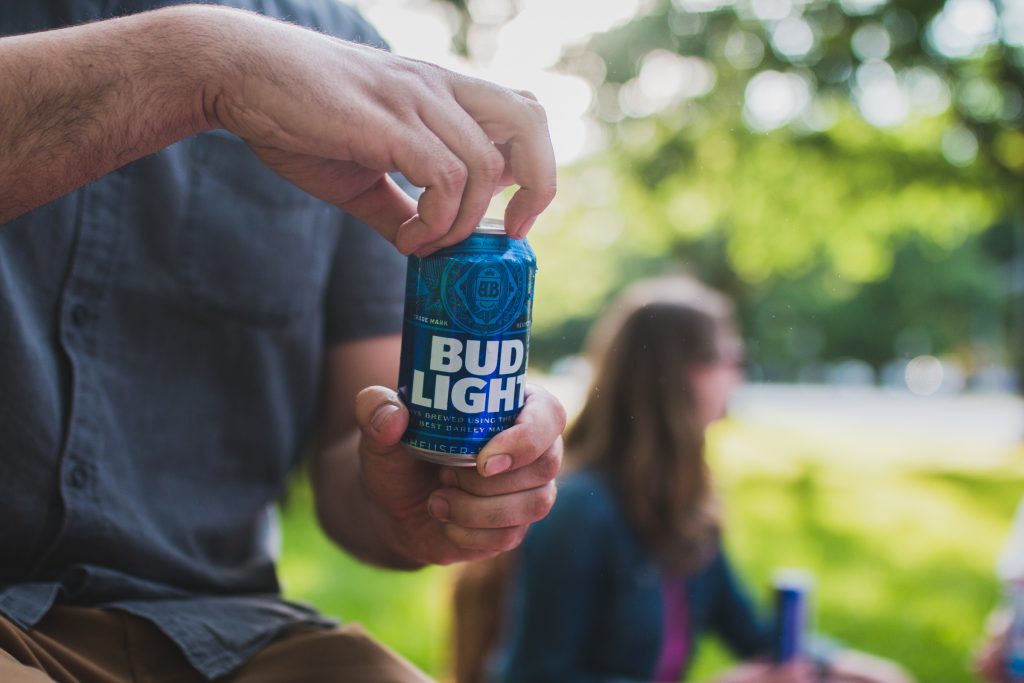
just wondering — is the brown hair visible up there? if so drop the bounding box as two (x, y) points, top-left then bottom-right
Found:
(450, 277), (739, 682)
(451, 553), (515, 683)
(565, 276), (738, 574)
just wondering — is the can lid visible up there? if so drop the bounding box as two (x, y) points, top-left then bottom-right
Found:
(772, 568), (814, 591)
(475, 217), (506, 235)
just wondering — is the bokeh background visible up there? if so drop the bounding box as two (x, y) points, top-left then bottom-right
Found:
(280, 0), (1024, 680)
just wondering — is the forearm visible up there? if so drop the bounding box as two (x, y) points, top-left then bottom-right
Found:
(0, 6), (229, 222)
(313, 431), (425, 571)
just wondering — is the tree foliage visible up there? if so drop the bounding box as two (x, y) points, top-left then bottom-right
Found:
(439, 0), (1023, 382)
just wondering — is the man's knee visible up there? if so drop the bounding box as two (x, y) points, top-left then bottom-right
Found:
(232, 624), (434, 683)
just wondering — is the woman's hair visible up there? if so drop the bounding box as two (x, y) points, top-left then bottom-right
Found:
(565, 276), (739, 573)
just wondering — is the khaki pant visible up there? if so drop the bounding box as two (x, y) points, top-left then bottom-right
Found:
(0, 606), (432, 683)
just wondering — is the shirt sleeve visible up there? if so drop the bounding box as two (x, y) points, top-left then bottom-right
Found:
(707, 549), (774, 659)
(322, 212), (407, 345)
(298, 0), (390, 50)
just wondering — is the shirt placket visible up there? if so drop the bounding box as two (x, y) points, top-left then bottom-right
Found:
(38, 173), (125, 569)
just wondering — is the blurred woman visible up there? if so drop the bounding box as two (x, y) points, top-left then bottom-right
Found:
(453, 276), (913, 683)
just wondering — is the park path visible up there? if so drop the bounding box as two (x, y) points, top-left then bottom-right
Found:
(534, 375), (1024, 469)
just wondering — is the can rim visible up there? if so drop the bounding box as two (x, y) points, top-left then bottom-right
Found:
(772, 568), (814, 590)
(475, 217), (506, 235)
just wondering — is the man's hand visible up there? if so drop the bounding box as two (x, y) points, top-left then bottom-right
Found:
(0, 5), (557, 250)
(207, 8), (556, 255)
(349, 384), (564, 566)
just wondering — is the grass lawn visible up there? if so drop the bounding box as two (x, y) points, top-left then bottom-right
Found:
(278, 405), (1024, 682)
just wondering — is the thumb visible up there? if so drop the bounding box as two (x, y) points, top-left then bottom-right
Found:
(354, 386), (409, 455)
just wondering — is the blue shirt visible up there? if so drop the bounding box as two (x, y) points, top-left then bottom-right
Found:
(0, 1), (408, 678)
(496, 470), (772, 683)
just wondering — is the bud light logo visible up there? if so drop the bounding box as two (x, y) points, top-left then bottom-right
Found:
(441, 258), (527, 335)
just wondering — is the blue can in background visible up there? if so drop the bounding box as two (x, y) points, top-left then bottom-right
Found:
(1007, 580), (1024, 681)
(772, 569), (811, 664)
(397, 219), (536, 466)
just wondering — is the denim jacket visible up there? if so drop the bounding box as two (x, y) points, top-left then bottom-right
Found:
(496, 469), (772, 683)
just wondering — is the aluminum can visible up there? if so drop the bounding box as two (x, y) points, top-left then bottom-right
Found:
(1008, 579), (1024, 681)
(772, 569), (811, 664)
(397, 218), (536, 466)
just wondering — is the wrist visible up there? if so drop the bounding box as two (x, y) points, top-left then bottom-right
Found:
(146, 5), (243, 135)
(314, 436), (426, 571)
(164, 4), (295, 141)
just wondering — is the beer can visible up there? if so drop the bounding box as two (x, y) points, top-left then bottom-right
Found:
(397, 218), (536, 467)
(772, 569), (812, 664)
(1008, 579), (1024, 681)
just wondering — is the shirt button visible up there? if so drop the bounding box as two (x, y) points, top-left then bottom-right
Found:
(68, 465), (89, 489)
(70, 304), (90, 327)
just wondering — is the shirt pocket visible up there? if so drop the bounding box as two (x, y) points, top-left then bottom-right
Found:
(177, 130), (336, 326)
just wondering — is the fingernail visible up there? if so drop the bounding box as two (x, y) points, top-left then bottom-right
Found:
(439, 468), (458, 487)
(481, 454), (512, 477)
(371, 403), (400, 432)
(428, 495), (450, 522)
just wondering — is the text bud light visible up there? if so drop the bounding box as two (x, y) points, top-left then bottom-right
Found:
(397, 218), (536, 466)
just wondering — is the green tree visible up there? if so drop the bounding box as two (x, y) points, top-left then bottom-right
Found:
(439, 0), (1023, 385)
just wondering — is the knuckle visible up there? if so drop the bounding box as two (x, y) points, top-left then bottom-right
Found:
(523, 97), (548, 124)
(528, 427), (552, 460)
(530, 483), (558, 520)
(413, 211), (452, 242)
(435, 159), (468, 191)
(420, 59), (453, 84)
(535, 445), (562, 482)
(485, 506), (515, 529)
(396, 58), (445, 91)
(476, 148), (506, 181)
(537, 182), (558, 205)
(552, 400), (568, 432)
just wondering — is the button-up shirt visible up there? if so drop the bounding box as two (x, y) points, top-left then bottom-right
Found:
(0, 1), (407, 677)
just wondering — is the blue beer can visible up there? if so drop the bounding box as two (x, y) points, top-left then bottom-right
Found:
(397, 218), (536, 466)
(772, 569), (811, 664)
(1007, 579), (1024, 681)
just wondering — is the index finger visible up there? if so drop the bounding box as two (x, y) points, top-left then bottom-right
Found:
(476, 383), (567, 478)
(452, 80), (557, 236)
